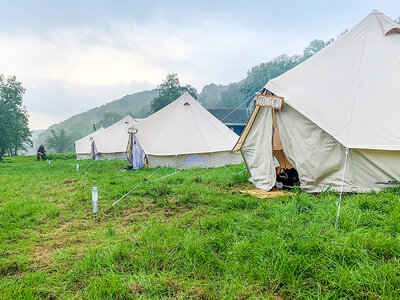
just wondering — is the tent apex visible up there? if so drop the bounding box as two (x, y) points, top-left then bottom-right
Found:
(177, 91), (196, 102)
(370, 9), (382, 14)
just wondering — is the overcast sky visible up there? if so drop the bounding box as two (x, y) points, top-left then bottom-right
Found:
(1, 0), (399, 130)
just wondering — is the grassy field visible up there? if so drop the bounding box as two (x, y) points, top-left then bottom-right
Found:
(0, 154), (400, 299)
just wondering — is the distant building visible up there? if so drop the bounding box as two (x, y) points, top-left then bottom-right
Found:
(207, 108), (250, 135)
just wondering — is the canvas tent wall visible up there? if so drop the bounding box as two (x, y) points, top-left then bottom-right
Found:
(74, 127), (104, 160)
(132, 92), (242, 168)
(234, 10), (400, 193)
(75, 115), (137, 160)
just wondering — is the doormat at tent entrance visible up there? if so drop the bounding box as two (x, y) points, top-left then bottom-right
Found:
(239, 188), (293, 199)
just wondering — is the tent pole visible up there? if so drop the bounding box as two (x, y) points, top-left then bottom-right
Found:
(335, 147), (350, 229)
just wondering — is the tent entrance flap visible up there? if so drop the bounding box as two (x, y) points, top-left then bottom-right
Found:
(126, 133), (146, 169)
(239, 105), (299, 191)
(90, 137), (99, 161)
(272, 109), (299, 187)
(272, 109), (292, 173)
(240, 107), (276, 191)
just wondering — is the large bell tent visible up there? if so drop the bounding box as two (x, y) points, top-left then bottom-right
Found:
(130, 92), (242, 169)
(234, 10), (400, 193)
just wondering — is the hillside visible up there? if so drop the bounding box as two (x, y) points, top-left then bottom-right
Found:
(34, 89), (158, 152)
(32, 38), (333, 153)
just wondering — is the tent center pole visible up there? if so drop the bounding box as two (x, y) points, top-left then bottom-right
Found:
(335, 147), (350, 229)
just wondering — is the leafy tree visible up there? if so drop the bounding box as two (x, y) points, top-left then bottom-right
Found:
(302, 39), (333, 59)
(96, 112), (123, 129)
(0, 75), (32, 160)
(150, 73), (197, 113)
(46, 129), (75, 153)
(198, 83), (223, 108)
(220, 82), (243, 108)
(197, 38), (334, 109)
(136, 105), (150, 118)
(239, 54), (303, 99)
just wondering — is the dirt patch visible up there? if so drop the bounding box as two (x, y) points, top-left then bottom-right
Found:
(30, 219), (93, 269)
(239, 188), (293, 199)
(127, 282), (146, 295)
(186, 287), (211, 300)
(29, 198), (191, 270)
(31, 244), (58, 270)
(63, 179), (78, 184)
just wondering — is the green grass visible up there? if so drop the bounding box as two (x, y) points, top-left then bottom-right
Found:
(0, 154), (400, 299)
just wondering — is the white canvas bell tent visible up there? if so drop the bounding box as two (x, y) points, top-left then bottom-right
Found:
(74, 127), (104, 160)
(75, 115), (137, 160)
(233, 10), (400, 193)
(131, 92), (242, 168)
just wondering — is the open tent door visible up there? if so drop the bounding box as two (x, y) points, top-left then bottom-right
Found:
(272, 110), (299, 187)
(126, 128), (146, 169)
(272, 110), (292, 173)
(234, 89), (299, 191)
(90, 137), (99, 161)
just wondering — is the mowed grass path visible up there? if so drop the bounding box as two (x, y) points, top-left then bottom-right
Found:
(0, 154), (400, 299)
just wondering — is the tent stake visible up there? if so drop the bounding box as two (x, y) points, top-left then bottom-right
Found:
(92, 187), (98, 213)
(335, 148), (350, 229)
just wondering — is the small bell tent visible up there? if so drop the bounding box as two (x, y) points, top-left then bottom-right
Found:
(233, 10), (400, 193)
(130, 92), (242, 168)
(75, 115), (137, 160)
(74, 127), (104, 160)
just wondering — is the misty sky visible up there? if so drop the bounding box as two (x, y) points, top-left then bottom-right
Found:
(1, 0), (399, 130)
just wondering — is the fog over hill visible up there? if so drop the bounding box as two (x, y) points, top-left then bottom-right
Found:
(30, 37), (340, 154)
(31, 89), (158, 153)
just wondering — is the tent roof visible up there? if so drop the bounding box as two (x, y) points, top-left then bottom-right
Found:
(74, 127), (104, 154)
(265, 9), (400, 150)
(134, 92), (239, 155)
(75, 115), (137, 154)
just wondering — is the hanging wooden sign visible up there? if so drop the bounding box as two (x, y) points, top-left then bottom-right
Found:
(255, 94), (284, 109)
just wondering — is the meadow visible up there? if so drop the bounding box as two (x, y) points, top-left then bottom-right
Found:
(0, 154), (399, 299)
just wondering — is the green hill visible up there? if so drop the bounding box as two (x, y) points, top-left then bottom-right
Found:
(34, 89), (158, 152)
(33, 38), (334, 153)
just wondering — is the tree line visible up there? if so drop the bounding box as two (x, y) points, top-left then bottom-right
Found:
(38, 38), (336, 153)
(5, 17), (399, 156)
(198, 38), (334, 108)
(44, 111), (138, 153)
(0, 37), (356, 157)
